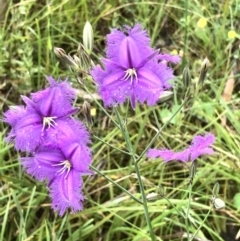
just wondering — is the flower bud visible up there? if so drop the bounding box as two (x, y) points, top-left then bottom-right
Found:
(182, 65), (191, 87)
(158, 185), (165, 197)
(146, 192), (159, 202)
(212, 182), (220, 197)
(54, 47), (67, 58)
(83, 21), (93, 54)
(212, 197), (225, 210)
(189, 161), (197, 184)
(82, 101), (93, 127)
(197, 57), (210, 87)
(158, 91), (173, 103)
(73, 55), (82, 66)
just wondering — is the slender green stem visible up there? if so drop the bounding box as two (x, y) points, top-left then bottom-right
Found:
(186, 182), (192, 241)
(136, 102), (185, 163)
(164, 197), (186, 220)
(92, 135), (131, 156)
(183, 0), (189, 67)
(190, 206), (213, 241)
(90, 165), (143, 205)
(114, 108), (156, 241)
(83, 84), (120, 128)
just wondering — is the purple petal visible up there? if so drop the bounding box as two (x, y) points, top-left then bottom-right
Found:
(3, 106), (26, 126)
(190, 133), (215, 149)
(119, 37), (141, 68)
(60, 142), (92, 173)
(130, 94), (136, 109)
(158, 54), (181, 64)
(102, 69), (124, 87)
(189, 133), (215, 160)
(30, 76), (76, 117)
(49, 170), (84, 216)
(21, 148), (65, 180)
(12, 113), (43, 152)
(147, 133), (215, 163)
(138, 67), (164, 88)
(100, 81), (131, 107)
(106, 24), (153, 68)
(147, 148), (190, 162)
(190, 147), (214, 161)
(137, 50), (159, 68)
(56, 119), (91, 146)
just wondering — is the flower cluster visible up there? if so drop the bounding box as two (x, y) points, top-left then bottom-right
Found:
(91, 24), (180, 109)
(147, 133), (215, 162)
(3, 76), (92, 216)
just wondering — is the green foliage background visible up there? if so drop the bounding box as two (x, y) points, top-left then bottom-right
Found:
(0, 0), (240, 240)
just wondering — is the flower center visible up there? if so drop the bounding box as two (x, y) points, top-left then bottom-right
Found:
(42, 116), (58, 131)
(122, 68), (138, 84)
(52, 160), (72, 178)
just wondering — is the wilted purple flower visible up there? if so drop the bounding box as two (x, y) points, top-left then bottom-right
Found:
(3, 76), (77, 152)
(147, 133), (215, 162)
(91, 24), (180, 108)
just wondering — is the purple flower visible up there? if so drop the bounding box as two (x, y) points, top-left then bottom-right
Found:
(147, 133), (215, 162)
(90, 24), (180, 109)
(3, 76), (93, 216)
(21, 143), (91, 215)
(3, 76), (77, 152)
(20, 116), (92, 216)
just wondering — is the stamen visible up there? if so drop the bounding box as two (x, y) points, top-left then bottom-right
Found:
(42, 116), (58, 131)
(122, 68), (138, 84)
(52, 160), (72, 178)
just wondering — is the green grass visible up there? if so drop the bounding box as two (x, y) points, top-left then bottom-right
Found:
(1, 0), (240, 240)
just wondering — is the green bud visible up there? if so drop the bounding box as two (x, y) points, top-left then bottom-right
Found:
(73, 55), (81, 67)
(212, 182), (220, 197)
(197, 57), (210, 87)
(146, 192), (159, 202)
(189, 161), (197, 183)
(158, 91), (173, 103)
(77, 43), (92, 71)
(65, 55), (79, 70)
(83, 21), (93, 54)
(212, 197), (225, 210)
(182, 65), (191, 87)
(54, 47), (67, 58)
(158, 185), (165, 197)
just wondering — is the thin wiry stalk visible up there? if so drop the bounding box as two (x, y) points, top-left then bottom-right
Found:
(114, 108), (157, 241)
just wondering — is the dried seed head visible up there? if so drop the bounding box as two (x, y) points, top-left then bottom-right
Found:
(82, 101), (93, 127)
(83, 21), (94, 54)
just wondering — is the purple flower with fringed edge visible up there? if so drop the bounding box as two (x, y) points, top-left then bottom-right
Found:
(22, 142), (92, 216)
(90, 24), (180, 109)
(3, 76), (93, 216)
(21, 119), (92, 181)
(147, 133), (215, 162)
(3, 76), (77, 152)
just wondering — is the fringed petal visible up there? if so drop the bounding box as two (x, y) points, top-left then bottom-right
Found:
(49, 170), (84, 216)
